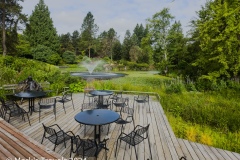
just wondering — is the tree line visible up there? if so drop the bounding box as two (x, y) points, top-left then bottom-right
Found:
(1, 0), (239, 90)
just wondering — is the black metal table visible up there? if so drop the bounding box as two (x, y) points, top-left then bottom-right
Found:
(14, 91), (46, 115)
(89, 90), (113, 108)
(75, 109), (119, 144)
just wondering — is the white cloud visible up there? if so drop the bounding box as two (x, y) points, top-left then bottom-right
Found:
(20, 0), (207, 42)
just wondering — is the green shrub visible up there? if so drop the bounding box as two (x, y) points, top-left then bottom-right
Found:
(31, 45), (61, 65)
(62, 51), (76, 64)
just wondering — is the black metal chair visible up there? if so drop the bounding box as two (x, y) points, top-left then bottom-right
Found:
(37, 97), (57, 122)
(112, 97), (129, 112)
(83, 87), (96, 104)
(71, 135), (109, 159)
(0, 97), (31, 125)
(56, 90), (75, 113)
(109, 91), (123, 108)
(115, 106), (135, 132)
(133, 94), (150, 113)
(0, 105), (5, 119)
(94, 95), (111, 109)
(41, 123), (74, 151)
(115, 124), (152, 160)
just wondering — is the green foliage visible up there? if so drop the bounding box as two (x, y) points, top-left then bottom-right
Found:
(193, 0), (240, 82)
(0, 56), (82, 96)
(69, 81), (86, 93)
(31, 45), (61, 65)
(16, 34), (31, 57)
(165, 82), (185, 94)
(24, 0), (60, 52)
(126, 61), (149, 71)
(62, 51), (76, 64)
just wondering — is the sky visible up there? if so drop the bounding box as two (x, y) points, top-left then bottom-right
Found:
(20, 0), (207, 42)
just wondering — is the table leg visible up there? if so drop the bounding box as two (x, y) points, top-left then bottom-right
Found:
(95, 125), (101, 144)
(29, 98), (35, 115)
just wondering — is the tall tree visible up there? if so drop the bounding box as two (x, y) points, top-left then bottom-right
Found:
(72, 30), (80, 55)
(133, 23), (146, 46)
(147, 8), (175, 75)
(121, 30), (132, 60)
(194, 0), (240, 81)
(112, 40), (122, 61)
(79, 12), (99, 58)
(167, 21), (187, 72)
(107, 28), (118, 61)
(59, 33), (74, 54)
(0, 0), (27, 56)
(24, 0), (60, 53)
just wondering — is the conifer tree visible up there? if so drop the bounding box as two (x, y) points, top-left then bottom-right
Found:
(24, 0), (60, 53)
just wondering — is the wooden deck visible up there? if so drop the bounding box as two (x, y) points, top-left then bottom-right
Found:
(4, 92), (240, 160)
(0, 118), (62, 159)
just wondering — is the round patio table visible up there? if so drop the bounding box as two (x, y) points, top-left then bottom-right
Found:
(75, 109), (119, 144)
(89, 90), (113, 108)
(15, 91), (46, 115)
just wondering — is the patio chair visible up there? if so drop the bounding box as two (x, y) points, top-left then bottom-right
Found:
(0, 105), (5, 119)
(56, 90), (75, 113)
(41, 123), (74, 151)
(71, 135), (109, 159)
(83, 87), (96, 104)
(133, 93), (150, 113)
(112, 97), (129, 112)
(0, 97), (31, 125)
(94, 95), (111, 109)
(37, 97), (57, 122)
(115, 106), (135, 132)
(109, 91), (122, 108)
(115, 124), (152, 160)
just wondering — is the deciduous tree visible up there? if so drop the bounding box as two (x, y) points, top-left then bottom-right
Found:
(147, 8), (175, 75)
(0, 0), (27, 56)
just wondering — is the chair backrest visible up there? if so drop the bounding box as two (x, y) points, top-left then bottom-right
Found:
(82, 103), (95, 111)
(136, 94), (149, 102)
(42, 123), (56, 136)
(62, 91), (72, 101)
(110, 91), (123, 100)
(84, 87), (95, 93)
(135, 124), (150, 138)
(0, 97), (13, 111)
(0, 105), (5, 118)
(121, 106), (134, 115)
(39, 97), (56, 105)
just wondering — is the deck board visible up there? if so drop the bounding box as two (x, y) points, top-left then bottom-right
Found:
(1, 92), (240, 160)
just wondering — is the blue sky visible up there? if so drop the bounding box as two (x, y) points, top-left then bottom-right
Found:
(20, 0), (207, 42)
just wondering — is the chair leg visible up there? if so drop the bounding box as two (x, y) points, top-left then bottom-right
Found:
(134, 145), (138, 160)
(53, 144), (57, 151)
(63, 103), (66, 113)
(26, 113), (31, 126)
(39, 109), (41, 122)
(54, 105), (56, 120)
(71, 100), (75, 110)
(148, 136), (152, 160)
(115, 139), (119, 157)
(41, 134), (45, 144)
